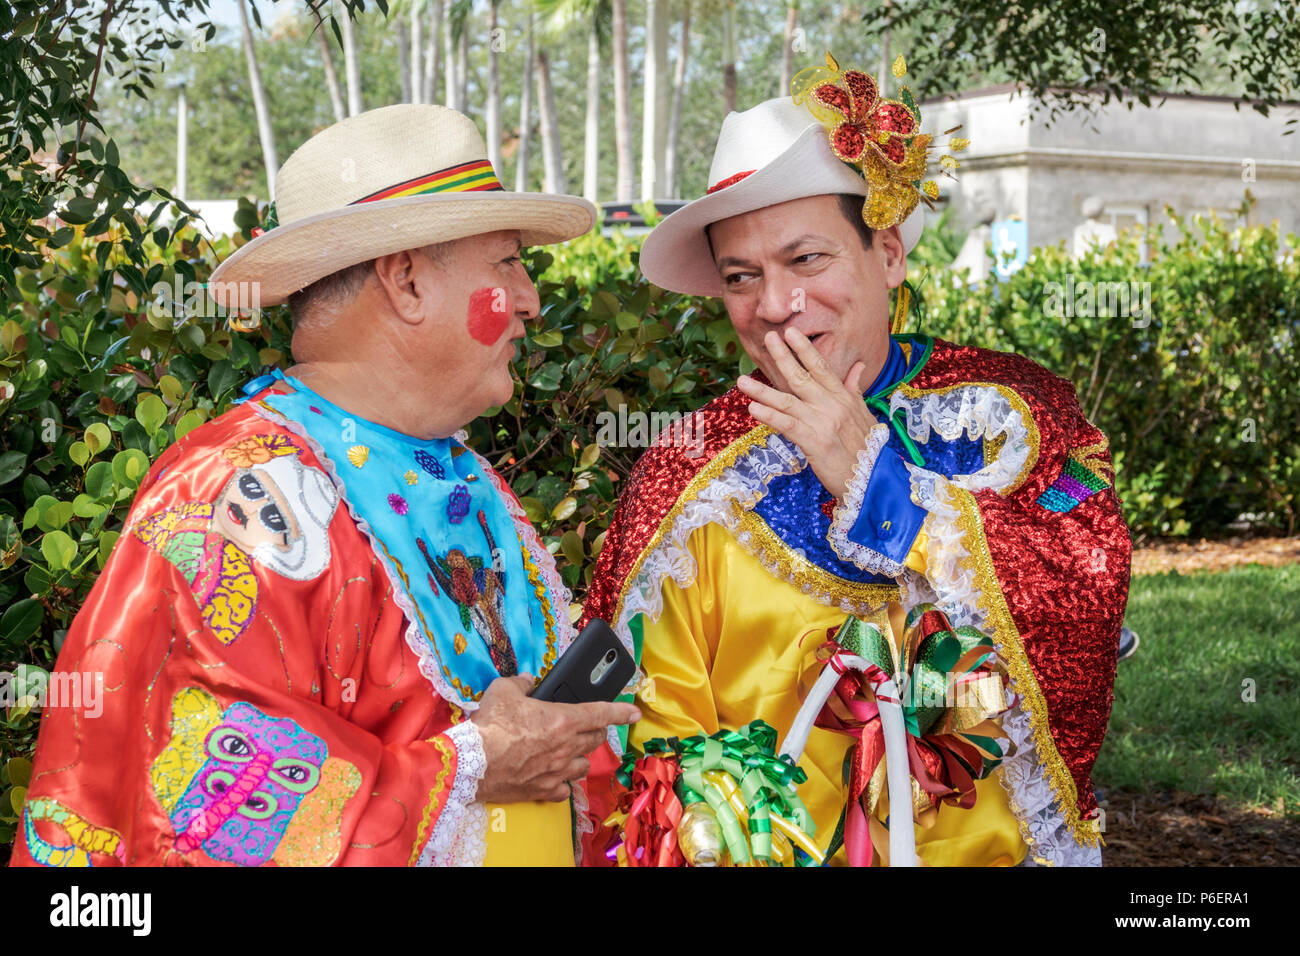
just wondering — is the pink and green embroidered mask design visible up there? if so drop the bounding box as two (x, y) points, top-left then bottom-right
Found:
(165, 701), (327, 866)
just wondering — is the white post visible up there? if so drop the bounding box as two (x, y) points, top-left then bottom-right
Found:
(176, 84), (187, 202)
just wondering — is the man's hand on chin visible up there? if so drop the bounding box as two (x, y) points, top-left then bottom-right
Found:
(471, 674), (641, 804)
(736, 327), (880, 500)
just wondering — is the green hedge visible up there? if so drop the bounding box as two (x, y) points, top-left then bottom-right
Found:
(916, 208), (1299, 540)
(1, 199), (1296, 853)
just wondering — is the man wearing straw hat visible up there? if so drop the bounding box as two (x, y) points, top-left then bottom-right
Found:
(12, 104), (638, 868)
(583, 55), (1132, 866)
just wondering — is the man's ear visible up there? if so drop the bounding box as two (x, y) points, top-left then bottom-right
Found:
(879, 225), (908, 289)
(372, 250), (427, 324)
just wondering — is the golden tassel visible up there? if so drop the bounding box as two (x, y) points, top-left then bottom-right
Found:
(891, 283), (911, 335)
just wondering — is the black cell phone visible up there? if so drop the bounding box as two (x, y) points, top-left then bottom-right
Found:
(530, 618), (636, 704)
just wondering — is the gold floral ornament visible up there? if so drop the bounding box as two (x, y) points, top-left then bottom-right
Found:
(221, 433), (301, 468)
(792, 52), (969, 230)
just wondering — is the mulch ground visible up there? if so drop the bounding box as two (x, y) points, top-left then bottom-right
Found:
(1131, 533), (1300, 575)
(1099, 789), (1300, 866)
(1106, 533), (1299, 866)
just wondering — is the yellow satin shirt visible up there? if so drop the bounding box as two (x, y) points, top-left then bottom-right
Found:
(630, 522), (1028, 866)
(483, 800), (575, 866)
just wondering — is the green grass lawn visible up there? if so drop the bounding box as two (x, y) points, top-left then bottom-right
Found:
(1094, 562), (1300, 816)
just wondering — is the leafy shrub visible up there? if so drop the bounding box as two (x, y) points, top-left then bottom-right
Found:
(918, 205), (1299, 540)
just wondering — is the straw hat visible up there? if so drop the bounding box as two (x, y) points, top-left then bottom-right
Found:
(209, 104), (596, 307)
(639, 97), (924, 298)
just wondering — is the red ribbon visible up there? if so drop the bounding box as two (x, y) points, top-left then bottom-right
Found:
(816, 641), (994, 865)
(618, 755), (685, 867)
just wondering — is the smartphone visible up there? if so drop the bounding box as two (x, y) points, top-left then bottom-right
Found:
(530, 618), (636, 704)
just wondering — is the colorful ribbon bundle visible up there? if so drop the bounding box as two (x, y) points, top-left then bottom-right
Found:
(817, 605), (1013, 866)
(604, 721), (823, 867)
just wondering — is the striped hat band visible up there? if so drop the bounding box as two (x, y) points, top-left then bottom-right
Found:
(352, 160), (504, 204)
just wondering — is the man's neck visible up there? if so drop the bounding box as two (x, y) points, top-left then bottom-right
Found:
(282, 361), (461, 440)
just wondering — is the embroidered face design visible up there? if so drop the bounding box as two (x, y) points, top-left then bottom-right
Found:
(130, 437), (340, 645)
(213, 468), (301, 556)
(151, 688), (361, 866)
(169, 702), (325, 865)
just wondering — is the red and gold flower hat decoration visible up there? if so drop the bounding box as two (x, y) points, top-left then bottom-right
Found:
(793, 52), (969, 231)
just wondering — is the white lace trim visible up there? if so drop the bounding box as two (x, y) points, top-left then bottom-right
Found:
(904, 465), (982, 628)
(903, 470), (1097, 866)
(571, 776), (592, 866)
(826, 424), (905, 577)
(420, 721), (488, 867)
(996, 701), (1101, 867)
(891, 383), (1037, 494)
(611, 430), (805, 648)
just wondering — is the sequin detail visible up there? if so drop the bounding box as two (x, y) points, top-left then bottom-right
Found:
(446, 484), (471, 524)
(22, 797), (126, 867)
(1037, 442), (1114, 512)
(792, 51), (962, 230)
(414, 448), (445, 479)
(388, 493), (409, 516)
(150, 687), (361, 866)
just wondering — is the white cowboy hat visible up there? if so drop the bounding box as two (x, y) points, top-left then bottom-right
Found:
(209, 104), (596, 308)
(639, 97), (924, 298)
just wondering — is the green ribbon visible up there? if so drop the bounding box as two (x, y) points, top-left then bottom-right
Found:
(864, 396), (926, 467)
(622, 721), (818, 866)
(834, 612), (1005, 741)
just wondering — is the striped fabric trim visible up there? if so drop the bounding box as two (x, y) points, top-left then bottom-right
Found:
(351, 160), (503, 204)
(1037, 455), (1111, 512)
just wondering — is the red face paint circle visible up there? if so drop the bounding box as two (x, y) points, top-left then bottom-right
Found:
(467, 286), (512, 345)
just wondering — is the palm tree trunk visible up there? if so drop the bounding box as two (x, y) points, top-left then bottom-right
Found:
(487, 1), (502, 175)
(444, 12), (457, 108)
(612, 0), (634, 202)
(237, 0), (279, 198)
(410, 1), (423, 103)
(780, 4), (797, 94)
(664, 0), (690, 199)
(456, 28), (468, 110)
(877, 0), (892, 92)
(176, 85), (188, 199)
(340, 6), (363, 115)
(313, 8), (346, 122)
(424, 0), (442, 103)
(582, 15), (600, 204)
(516, 10), (534, 191)
(642, 0), (669, 202)
(536, 49), (566, 194)
(397, 18), (412, 102)
(722, 1), (736, 116)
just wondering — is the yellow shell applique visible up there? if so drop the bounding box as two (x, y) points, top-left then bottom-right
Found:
(347, 445), (369, 468)
(404, 470), (419, 485)
(454, 633), (467, 655)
